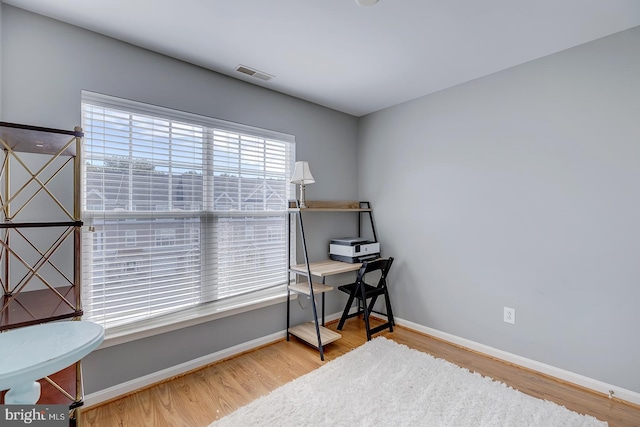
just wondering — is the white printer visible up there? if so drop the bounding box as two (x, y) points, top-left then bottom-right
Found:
(329, 237), (380, 263)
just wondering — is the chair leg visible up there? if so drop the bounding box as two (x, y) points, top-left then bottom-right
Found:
(365, 294), (393, 329)
(367, 295), (379, 316)
(360, 283), (372, 341)
(337, 288), (357, 330)
(384, 289), (394, 332)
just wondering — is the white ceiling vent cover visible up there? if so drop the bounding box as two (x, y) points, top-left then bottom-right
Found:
(236, 65), (273, 81)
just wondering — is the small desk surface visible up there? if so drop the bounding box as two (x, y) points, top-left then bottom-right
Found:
(291, 260), (363, 277)
(0, 321), (104, 391)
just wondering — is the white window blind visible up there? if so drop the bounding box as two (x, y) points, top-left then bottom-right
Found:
(81, 92), (295, 329)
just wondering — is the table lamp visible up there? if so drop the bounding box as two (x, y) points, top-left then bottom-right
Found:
(291, 161), (315, 208)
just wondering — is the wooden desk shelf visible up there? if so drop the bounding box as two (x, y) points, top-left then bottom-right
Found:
(290, 260), (364, 277)
(288, 281), (333, 296)
(287, 200), (372, 212)
(288, 322), (341, 348)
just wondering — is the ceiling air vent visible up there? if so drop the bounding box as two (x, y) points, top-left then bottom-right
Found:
(236, 65), (273, 81)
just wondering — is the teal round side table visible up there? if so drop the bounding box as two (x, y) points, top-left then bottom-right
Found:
(0, 321), (104, 404)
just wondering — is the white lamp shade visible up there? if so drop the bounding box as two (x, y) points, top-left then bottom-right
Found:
(290, 161), (315, 184)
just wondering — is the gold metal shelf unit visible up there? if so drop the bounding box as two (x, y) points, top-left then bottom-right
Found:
(0, 122), (85, 424)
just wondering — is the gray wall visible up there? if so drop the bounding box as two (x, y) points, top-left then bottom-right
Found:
(1, 5), (359, 393)
(358, 26), (640, 393)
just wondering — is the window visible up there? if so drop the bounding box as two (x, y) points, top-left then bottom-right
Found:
(93, 231), (105, 252)
(81, 92), (295, 330)
(125, 230), (137, 247)
(155, 229), (176, 246)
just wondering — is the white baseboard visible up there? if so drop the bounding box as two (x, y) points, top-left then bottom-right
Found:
(394, 317), (640, 406)
(84, 311), (640, 408)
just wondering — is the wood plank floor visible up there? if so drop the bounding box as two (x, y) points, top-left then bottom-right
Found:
(81, 318), (640, 426)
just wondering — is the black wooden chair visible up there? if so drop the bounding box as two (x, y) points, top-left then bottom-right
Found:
(336, 257), (394, 340)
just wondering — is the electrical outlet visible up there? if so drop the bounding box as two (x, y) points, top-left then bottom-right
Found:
(504, 307), (516, 324)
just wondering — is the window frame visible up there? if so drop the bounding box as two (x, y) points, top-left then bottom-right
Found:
(81, 91), (296, 337)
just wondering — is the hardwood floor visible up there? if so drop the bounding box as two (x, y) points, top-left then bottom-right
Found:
(81, 318), (640, 426)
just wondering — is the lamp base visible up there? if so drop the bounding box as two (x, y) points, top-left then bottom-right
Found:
(299, 184), (307, 208)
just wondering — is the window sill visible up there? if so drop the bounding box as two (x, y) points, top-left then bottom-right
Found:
(99, 286), (293, 349)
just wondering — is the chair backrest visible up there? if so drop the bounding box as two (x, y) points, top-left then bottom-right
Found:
(356, 257), (394, 289)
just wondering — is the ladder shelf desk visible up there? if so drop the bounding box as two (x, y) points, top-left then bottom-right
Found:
(286, 200), (377, 360)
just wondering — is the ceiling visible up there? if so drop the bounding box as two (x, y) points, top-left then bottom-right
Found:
(4, 0), (640, 116)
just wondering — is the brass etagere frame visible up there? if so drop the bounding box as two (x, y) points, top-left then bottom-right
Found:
(0, 122), (85, 425)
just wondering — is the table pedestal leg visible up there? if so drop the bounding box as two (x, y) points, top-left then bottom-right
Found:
(5, 381), (41, 404)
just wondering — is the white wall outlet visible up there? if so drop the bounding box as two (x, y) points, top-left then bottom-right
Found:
(504, 307), (516, 324)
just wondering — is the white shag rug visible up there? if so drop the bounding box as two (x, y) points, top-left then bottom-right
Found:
(210, 337), (607, 427)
